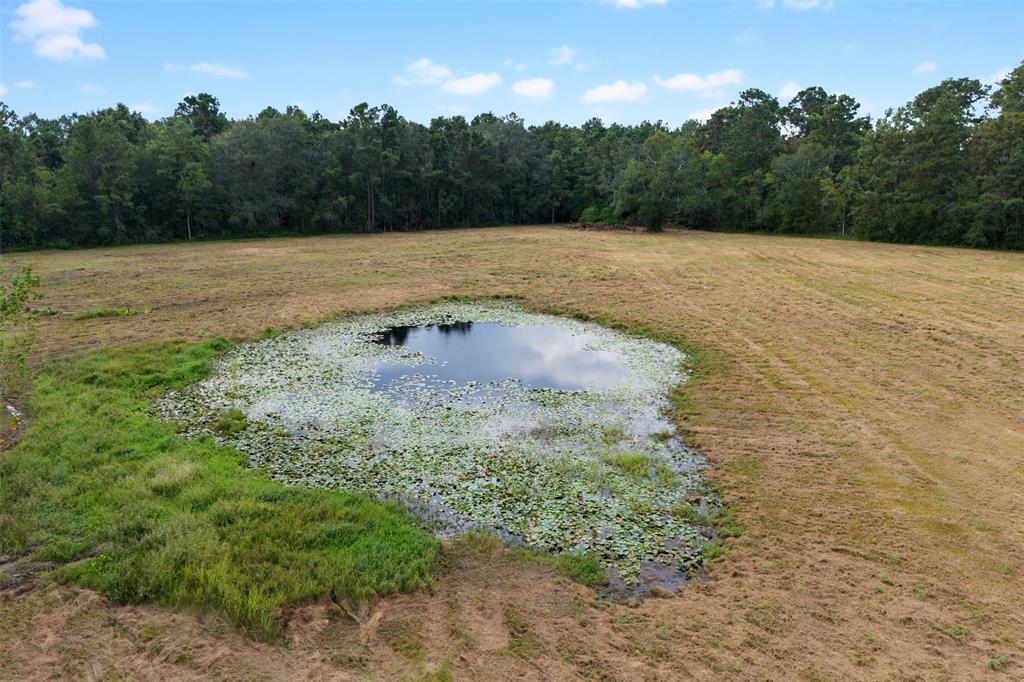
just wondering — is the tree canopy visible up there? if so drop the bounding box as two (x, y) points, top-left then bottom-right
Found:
(2, 61), (1022, 251)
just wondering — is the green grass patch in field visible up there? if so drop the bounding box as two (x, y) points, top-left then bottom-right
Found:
(73, 306), (147, 320)
(0, 339), (438, 639)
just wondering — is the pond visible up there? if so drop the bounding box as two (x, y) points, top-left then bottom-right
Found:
(371, 321), (632, 393)
(159, 301), (719, 595)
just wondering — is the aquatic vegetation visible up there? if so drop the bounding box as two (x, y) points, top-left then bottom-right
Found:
(161, 301), (718, 580)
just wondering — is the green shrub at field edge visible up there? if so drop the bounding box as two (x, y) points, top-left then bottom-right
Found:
(0, 339), (438, 639)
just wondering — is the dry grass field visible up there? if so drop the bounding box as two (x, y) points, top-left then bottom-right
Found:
(2, 226), (1022, 681)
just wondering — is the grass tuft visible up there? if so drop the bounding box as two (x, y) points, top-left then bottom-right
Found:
(212, 408), (248, 436)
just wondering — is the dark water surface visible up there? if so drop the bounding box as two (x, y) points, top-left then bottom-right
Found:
(371, 321), (632, 392)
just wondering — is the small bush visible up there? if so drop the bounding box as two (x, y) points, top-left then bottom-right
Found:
(579, 204), (616, 224)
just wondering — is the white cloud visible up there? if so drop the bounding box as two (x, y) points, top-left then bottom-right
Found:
(844, 42), (857, 51)
(163, 62), (183, 73)
(0, 83), (6, 97)
(393, 58), (452, 86)
(15, 80), (35, 89)
(512, 78), (554, 98)
(687, 107), (720, 123)
(548, 45), (576, 65)
(10, 0), (105, 61)
(759, 0), (834, 9)
(79, 82), (104, 94)
(654, 68), (744, 97)
(503, 58), (527, 71)
(191, 62), (249, 79)
(779, 81), (802, 99)
(608, 0), (667, 8)
(128, 100), (159, 115)
(441, 72), (502, 95)
(983, 67), (1011, 86)
(582, 80), (647, 103)
(913, 61), (937, 75)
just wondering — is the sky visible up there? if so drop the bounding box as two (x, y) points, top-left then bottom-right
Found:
(0, 0), (1021, 126)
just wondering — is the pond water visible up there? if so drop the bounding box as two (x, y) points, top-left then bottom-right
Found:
(159, 301), (720, 596)
(371, 321), (632, 393)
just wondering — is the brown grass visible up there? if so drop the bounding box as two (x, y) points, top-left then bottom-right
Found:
(2, 226), (1023, 680)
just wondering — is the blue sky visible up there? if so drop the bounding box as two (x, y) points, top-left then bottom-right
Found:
(1, 0), (1021, 125)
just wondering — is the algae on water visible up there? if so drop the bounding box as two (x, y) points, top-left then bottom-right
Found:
(160, 301), (718, 580)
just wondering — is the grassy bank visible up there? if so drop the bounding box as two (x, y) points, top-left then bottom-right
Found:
(0, 339), (438, 639)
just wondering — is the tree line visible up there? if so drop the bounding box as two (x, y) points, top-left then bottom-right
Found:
(1, 61), (1021, 251)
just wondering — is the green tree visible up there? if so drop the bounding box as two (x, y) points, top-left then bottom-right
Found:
(174, 93), (229, 139)
(759, 142), (831, 233)
(613, 132), (706, 230)
(62, 112), (140, 244)
(990, 61), (1024, 113)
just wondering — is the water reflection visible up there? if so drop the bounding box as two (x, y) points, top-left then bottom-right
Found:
(371, 321), (632, 392)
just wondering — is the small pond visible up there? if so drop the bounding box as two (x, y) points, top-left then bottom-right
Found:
(160, 301), (719, 596)
(371, 321), (632, 393)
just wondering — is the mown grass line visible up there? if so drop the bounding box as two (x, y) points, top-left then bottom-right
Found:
(0, 339), (439, 639)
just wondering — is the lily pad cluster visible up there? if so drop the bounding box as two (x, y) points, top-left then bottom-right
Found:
(159, 301), (717, 580)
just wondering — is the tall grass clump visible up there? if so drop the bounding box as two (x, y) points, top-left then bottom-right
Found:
(0, 339), (438, 639)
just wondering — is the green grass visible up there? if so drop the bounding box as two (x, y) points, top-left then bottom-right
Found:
(551, 552), (608, 587)
(0, 339), (438, 639)
(73, 306), (147, 320)
(213, 408), (248, 436)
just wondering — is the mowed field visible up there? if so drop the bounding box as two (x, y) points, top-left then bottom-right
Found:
(2, 226), (1023, 681)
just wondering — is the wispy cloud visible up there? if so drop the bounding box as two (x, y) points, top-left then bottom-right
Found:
(654, 69), (744, 97)
(548, 45), (576, 65)
(607, 0), (667, 8)
(512, 78), (554, 98)
(778, 81), (802, 99)
(0, 83), (6, 97)
(441, 72), (502, 95)
(913, 61), (937, 75)
(757, 0), (834, 10)
(582, 80), (647, 103)
(10, 0), (105, 61)
(393, 58), (451, 86)
(687, 106), (721, 122)
(128, 100), (159, 115)
(15, 80), (36, 89)
(191, 62), (249, 79)
(79, 82), (104, 94)
(164, 62), (183, 73)
(983, 67), (1011, 86)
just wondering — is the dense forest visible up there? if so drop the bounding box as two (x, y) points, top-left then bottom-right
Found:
(1, 62), (1021, 251)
